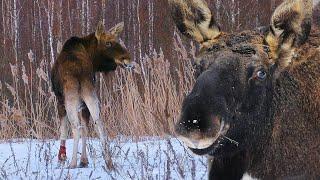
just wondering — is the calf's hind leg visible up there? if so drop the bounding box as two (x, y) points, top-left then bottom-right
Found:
(80, 84), (107, 157)
(79, 107), (90, 168)
(64, 88), (81, 169)
(57, 97), (68, 163)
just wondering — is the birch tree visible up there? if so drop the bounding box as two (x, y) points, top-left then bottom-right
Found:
(43, 0), (55, 66)
(12, 0), (19, 63)
(136, 0), (142, 61)
(148, 0), (154, 53)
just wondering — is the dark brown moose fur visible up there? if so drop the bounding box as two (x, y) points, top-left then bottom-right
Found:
(169, 0), (320, 179)
(51, 21), (133, 168)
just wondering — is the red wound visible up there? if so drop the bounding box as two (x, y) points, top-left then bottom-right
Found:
(58, 145), (67, 161)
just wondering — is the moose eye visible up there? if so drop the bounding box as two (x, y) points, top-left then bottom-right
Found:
(207, 44), (220, 52)
(106, 42), (112, 48)
(257, 70), (267, 80)
(263, 45), (270, 53)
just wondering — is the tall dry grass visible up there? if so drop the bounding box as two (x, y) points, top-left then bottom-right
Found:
(0, 35), (196, 140)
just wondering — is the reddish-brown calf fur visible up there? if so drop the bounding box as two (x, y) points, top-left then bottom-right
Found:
(50, 22), (132, 168)
(51, 32), (130, 119)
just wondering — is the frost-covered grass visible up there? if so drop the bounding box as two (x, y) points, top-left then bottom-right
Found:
(0, 138), (208, 179)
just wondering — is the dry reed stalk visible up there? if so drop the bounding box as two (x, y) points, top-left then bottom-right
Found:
(0, 36), (195, 140)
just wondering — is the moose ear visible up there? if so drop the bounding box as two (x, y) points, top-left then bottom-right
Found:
(95, 21), (105, 41)
(264, 0), (313, 69)
(168, 0), (221, 44)
(108, 22), (124, 38)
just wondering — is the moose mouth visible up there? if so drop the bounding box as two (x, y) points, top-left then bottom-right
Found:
(123, 63), (135, 69)
(116, 59), (135, 69)
(177, 119), (231, 156)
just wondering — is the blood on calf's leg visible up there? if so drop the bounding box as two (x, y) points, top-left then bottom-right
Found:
(58, 102), (68, 163)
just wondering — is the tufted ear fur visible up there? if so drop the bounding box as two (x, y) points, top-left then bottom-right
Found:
(95, 21), (105, 42)
(108, 22), (124, 38)
(168, 0), (221, 45)
(264, 0), (313, 70)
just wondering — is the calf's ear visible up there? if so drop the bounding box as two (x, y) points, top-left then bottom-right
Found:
(264, 0), (313, 70)
(168, 0), (221, 44)
(95, 21), (105, 42)
(108, 22), (124, 38)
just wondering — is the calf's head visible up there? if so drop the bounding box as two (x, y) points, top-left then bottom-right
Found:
(170, 0), (313, 156)
(94, 21), (134, 70)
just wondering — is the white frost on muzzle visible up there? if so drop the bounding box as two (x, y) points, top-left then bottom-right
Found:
(177, 121), (229, 150)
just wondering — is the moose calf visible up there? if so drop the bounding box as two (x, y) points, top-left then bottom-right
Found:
(169, 0), (320, 179)
(51, 21), (133, 168)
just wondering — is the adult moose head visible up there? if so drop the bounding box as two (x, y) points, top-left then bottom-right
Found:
(51, 21), (134, 168)
(169, 0), (320, 179)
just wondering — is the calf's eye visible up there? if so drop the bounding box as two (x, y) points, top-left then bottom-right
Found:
(257, 70), (266, 80)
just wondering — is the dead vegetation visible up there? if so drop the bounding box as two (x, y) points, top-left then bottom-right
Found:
(0, 34), (195, 140)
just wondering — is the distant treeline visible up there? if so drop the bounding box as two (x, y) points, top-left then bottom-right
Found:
(0, 0), (282, 82)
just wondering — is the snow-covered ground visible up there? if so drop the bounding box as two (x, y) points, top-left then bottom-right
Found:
(0, 138), (208, 179)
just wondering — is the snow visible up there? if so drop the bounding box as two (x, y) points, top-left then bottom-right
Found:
(0, 138), (208, 179)
(0, 138), (258, 179)
(242, 174), (258, 180)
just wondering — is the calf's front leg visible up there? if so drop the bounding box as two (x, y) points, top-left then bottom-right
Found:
(81, 92), (106, 152)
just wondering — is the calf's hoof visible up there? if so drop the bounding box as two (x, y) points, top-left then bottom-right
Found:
(78, 161), (89, 168)
(68, 162), (78, 169)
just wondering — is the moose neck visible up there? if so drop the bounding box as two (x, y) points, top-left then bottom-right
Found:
(80, 33), (117, 73)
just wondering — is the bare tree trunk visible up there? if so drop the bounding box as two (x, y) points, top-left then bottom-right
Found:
(32, 1), (36, 48)
(36, 0), (45, 57)
(116, 0), (120, 20)
(129, 2), (136, 61)
(81, 0), (86, 35)
(136, 0), (142, 61)
(13, 0), (19, 63)
(237, 0), (240, 30)
(67, 0), (73, 35)
(231, 0), (236, 31)
(1, 0), (6, 56)
(101, 0), (106, 23)
(58, 0), (63, 40)
(86, 0), (89, 33)
(44, 0), (55, 66)
(148, 0), (154, 54)
(271, 0), (276, 11)
(216, 0), (221, 22)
